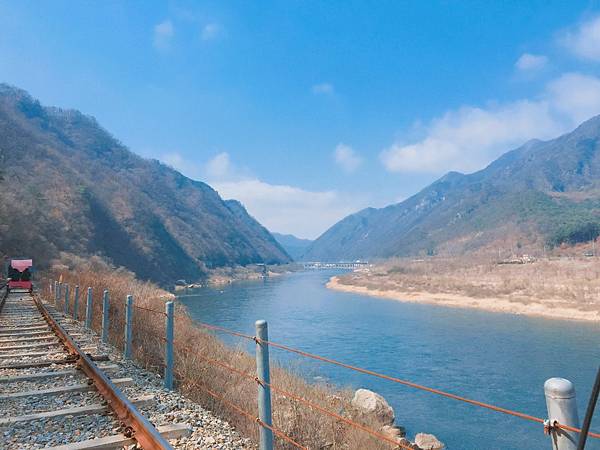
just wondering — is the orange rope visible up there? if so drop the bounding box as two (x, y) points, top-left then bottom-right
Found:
(174, 341), (255, 380)
(261, 339), (546, 419)
(132, 304), (166, 316)
(194, 321), (255, 340)
(173, 347), (410, 448)
(176, 321), (600, 441)
(266, 381), (413, 449)
(181, 375), (307, 449)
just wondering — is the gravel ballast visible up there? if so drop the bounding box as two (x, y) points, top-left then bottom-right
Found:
(0, 292), (255, 449)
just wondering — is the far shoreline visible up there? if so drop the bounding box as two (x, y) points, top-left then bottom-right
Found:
(326, 276), (600, 323)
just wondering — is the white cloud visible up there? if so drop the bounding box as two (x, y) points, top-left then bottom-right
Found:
(380, 72), (600, 173)
(515, 53), (548, 72)
(153, 20), (174, 50)
(205, 152), (232, 179)
(161, 152), (202, 178)
(212, 179), (363, 239)
(334, 143), (362, 173)
(312, 83), (334, 95)
(158, 151), (363, 238)
(562, 15), (600, 61)
(546, 73), (600, 124)
(201, 23), (223, 41)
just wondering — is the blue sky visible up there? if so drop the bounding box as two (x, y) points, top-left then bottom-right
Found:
(3, 1), (600, 238)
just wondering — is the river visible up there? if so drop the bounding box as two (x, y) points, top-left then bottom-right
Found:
(178, 270), (600, 450)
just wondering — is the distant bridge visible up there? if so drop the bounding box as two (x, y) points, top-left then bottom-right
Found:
(302, 261), (370, 270)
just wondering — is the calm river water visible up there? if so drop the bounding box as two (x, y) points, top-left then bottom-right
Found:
(178, 270), (600, 450)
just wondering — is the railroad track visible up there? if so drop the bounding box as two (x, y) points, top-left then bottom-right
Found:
(0, 288), (189, 449)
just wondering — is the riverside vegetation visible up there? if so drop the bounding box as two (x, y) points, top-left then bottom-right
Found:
(329, 256), (600, 321)
(46, 257), (444, 450)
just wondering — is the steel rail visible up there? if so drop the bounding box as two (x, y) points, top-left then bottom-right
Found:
(0, 283), (8, 313)
(32, 294), (173, 450)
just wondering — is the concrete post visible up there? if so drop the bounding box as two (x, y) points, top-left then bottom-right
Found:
(73, 285), (80, 320)
(54, 281), (58, 304)
(101, 289), (109, 344)
(85, 287), (93, 329)
(255, 320), (274, 450)
(64, 284), (70, 315)
(164, 301), (174, 390)
(124, 295), (133, 359)
(58, 282), (62, 305)
(545, 378), (579, 450)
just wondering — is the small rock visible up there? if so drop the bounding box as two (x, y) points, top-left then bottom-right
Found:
(414, 432), (445, 449)
(351, 388), (395, 425)
(380, 424), (406, 441)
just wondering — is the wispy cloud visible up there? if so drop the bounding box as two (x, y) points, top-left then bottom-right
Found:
(205, 152), (233, 178)
(153, 20), (174, 50)
(161, 151), (202, 178)
(201, 22), (223, 41)
(211, 178), (364, 239)
(334, 144), (362, 173)
(160, 151), (365, 238)
(311, 83), (334, 95)
(515, 53), (548, 72)
(380, 72), (600, 173)
(561, 15), (600, 61)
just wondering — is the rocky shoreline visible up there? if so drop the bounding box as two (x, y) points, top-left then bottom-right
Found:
(350, 388), (445, 449)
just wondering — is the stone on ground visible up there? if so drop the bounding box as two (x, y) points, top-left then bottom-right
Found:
(351, 388), (395, 425)
(415, 432), (445, 449)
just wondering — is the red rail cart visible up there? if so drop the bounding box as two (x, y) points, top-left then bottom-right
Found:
(7, 258), (33, 293)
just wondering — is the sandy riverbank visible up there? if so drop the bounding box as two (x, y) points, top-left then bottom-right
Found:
(327, 276), (600, 322)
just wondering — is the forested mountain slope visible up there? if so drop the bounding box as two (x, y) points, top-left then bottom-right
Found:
(0, 84), (290, 284)
(305, 115), (600, 260)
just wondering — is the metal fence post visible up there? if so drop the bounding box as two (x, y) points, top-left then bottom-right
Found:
(577, 367), (600, 450)
(545, 378), (579, 450)
(255, 320), (274, 450)
(101, 289), (109, 343)
(164, 301), (174, 389)
(85, 287), (94, 330)
(64, 284), (70, 315)
(85, 287), (93, 329)
(73, 285), (80, 320)
(124, 295), (133, 359)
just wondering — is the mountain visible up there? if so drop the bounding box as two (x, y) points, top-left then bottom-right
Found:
(305, 115), (600, 261)
(0, 84), (291, 284)
(271, 233), (313, 261)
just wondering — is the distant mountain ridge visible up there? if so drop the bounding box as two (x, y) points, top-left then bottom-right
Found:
(272, 233), (313, 261)
(0, 84), (291, 284)
(305, 115), (600, 260)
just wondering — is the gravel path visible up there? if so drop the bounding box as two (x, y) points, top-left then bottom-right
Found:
(0, 292), (255, 449)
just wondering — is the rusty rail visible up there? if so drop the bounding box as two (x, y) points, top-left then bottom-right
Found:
(32, 294), (173, 450)
(0, 283), (7, 312)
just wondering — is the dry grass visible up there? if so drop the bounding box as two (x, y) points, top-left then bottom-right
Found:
(340, 256), (600, 313)
(42, 261), (401, 450)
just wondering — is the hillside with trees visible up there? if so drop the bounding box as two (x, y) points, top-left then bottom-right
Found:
(0, 84), (291, 284)
(305, 115), (600, 261)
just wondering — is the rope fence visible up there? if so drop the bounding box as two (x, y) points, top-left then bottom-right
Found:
(131, 303), (166, 316)
(178, 373), (308, 450)
(173, 341), (414, 449)
(47, 280), (600, 450)
(193, 318), (600, 443)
